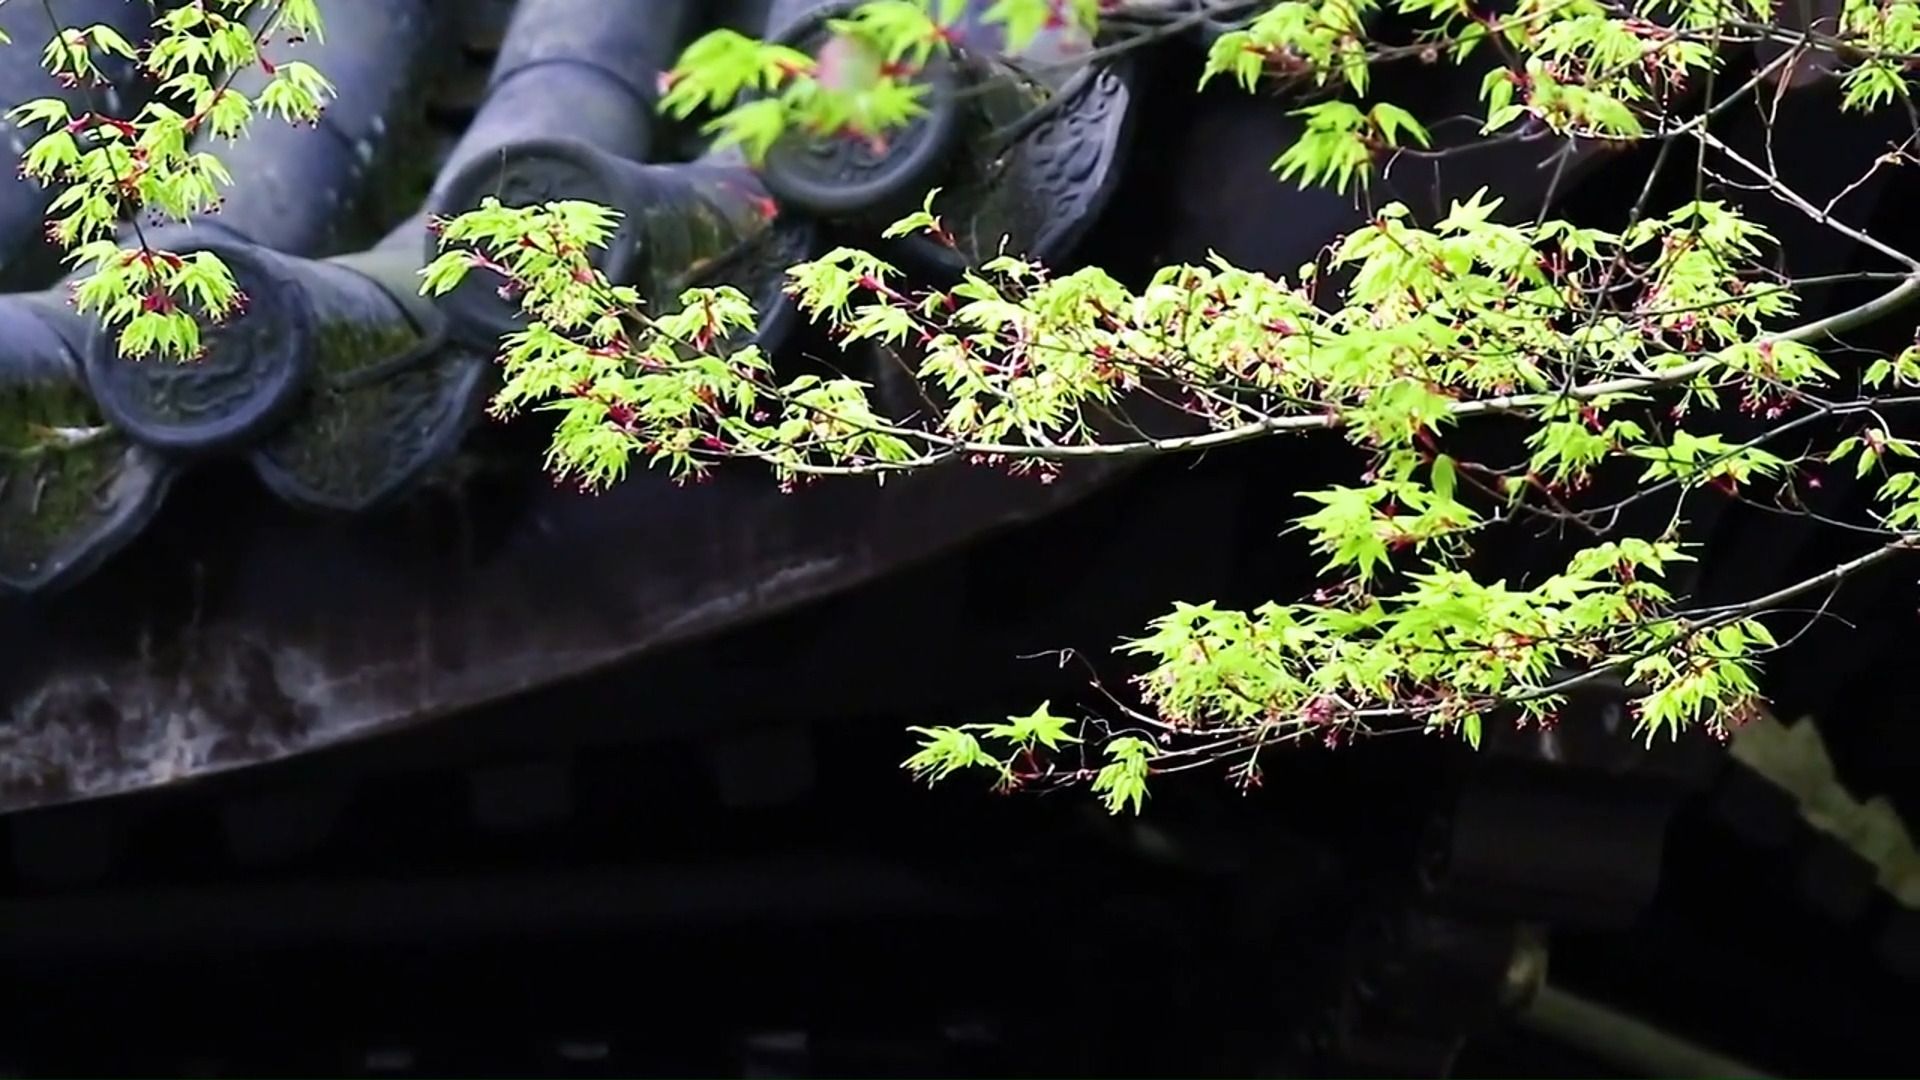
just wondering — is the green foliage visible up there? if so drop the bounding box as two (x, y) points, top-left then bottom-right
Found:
(1202, 0), (1376, 96)
(7, 0), (333, 361)
(431, 150), (1856, 808)
(658, 0), (1107, 166)
(459, 0), (1920, 810)
(1273, 100), (1430, 193)
(21, 0), (1920, 816)
(1092, 737), (1155, 815)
